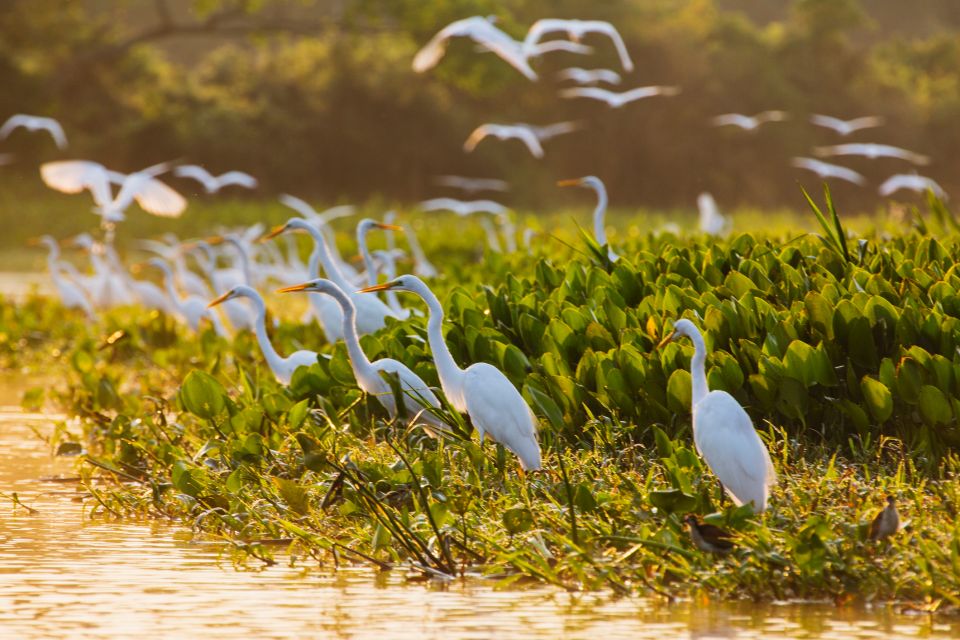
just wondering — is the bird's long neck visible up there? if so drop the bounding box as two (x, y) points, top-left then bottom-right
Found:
(44, 242), (60, 274)
(358, 228), (378, 288)
(229, 240), (252, 286)
(689, 330), (709, 407)
(405, 224), (428, 265)
(418, 284), (464, 399)
(248, 291), (286, 375)
(330, 286), (378, 383)
(479, 216), (502, 253)
(591, 183), (609, 246)
(157, 263), (185, 309)
(305, 226), (350, 289)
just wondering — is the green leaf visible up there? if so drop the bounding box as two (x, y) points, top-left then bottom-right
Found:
(648, 489), (697, 513)
(860, 376), (893, 423)
(666, 368), (692, 414)
(502, 504), (534, 535)
(179, 370), (226, 420)
(274, 477), (310, 515)
(919, 385), (952, 426)
(287, 399), (310, 431)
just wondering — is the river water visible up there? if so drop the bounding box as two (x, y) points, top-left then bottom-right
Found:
(1, 402), (958, 639)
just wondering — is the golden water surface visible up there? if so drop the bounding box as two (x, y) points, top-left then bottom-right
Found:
(0, 390), (957, 638)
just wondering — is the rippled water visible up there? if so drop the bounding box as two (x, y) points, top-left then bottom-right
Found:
(0, 391), (958, 638)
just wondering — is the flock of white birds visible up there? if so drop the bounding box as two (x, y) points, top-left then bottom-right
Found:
(4, 11), (949, 512)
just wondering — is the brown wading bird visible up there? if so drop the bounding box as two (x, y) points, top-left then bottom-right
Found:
(869, 495), (900, 541)
(683, 515), (735, 554)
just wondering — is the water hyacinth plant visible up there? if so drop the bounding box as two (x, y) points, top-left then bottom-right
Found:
(8, 191), (960, 605)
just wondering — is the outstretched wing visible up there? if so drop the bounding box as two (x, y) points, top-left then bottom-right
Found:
(40, 160), (113, 208)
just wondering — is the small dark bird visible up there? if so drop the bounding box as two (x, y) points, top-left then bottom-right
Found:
(869, 495), (900, 541)
(684, 514), (735, 554)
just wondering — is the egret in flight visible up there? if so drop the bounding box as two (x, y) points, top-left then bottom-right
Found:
(556, 176), (619, 262)
(878, 173), (947, 199)
(208, 286), (317, 385)
(659, 319), (776, 512)
(809, 114), (884, 137)
(360, 276), (542, 471)
(711, 111), (788, 131)
(279, 279), (452, 435)
(813, 143), (930, 166)
(413, 16), (538, 80)
(523, 19), (634, 71)
(174, 166), (258, 194)
(556, 67), (622, 86)
(433, 175), (509, 194)
(791, 157), (867, 186)
(560, 85), (680, 108)
(0, 114), (67, 148)
(420, 198), (508, 217)
(463, 122), (578, 158)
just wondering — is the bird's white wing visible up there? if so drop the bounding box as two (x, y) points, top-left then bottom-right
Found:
(560, 86), (614, 105)
(174, 165), (216, 191)
(468, 200), (508, 215)
(511, 127), (545, 158)
(37, 117), (67, 149)
(464, 125), (493, 152)
(218, 171), (258, 189)
(413, 27), (455, 72)
(711, 114), (752, 128)
(115, 174), (187, 217)
(316, 204), (356, 224)
(846, 116), (884, 132)
(279, 194), (320, 219)
(694, 391), (774, 511)
(471, 25), (537, 80)
(533, 121), (580, 140)
(40, 160), (114, 208)
(523, 19), (568, 50)
(463, 363), (541, 470)
(809, 114), (844, 132)
(622, 85), (680, 103)
(527, 40), (593, 56)
(420, 198), (463, 213)
(0, 114), (29, 139)
(586, 21), (634, 71)
(791, 157), (866, 185)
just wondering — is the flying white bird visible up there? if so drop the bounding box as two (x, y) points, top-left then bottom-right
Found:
(659, 319), (776, 512)
(209, 286), (318, 385)
(419, 198), (508, 217)
(814, 143), (930, 166)
(524, 19), (634, 71)
(791, 157), (867, 186)
(280, 279), (452, 436)
(556, 67), (622, 85)
(878, 174), (947, 200)
(174, 165), (258, 194)
(361, 276), (542, 470)
(557, 176), (619, 262)
(0, 114), (67, 149)
(40, 160), (186, 221)
(433, 175), (510, 194)
(278, 195), (356, 226)
(413, 16), (538, 80)
(560, 85), (680, 108)
(711, 111), (788, 131)
(463, 122), (579, 158)
(697, 193), (731, 236)
(809, 114), (884, 137)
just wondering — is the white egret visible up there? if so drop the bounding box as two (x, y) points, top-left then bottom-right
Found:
(463, 124), (545, 158)
(697, 193), (731, 236)
(809, 114), (884, 137)
(371, 249), (412, 319)
(478, 216), (503, 253)
(524, 19), (634, 71)
(878, 173), (947, 199)
(813, 143), (930, 166)
(0, 114), (67, 148)
(174, 165), (258, 193)
(208, 286), (317, 385)
(280, 278), (452, 435)
(413, 16), (537, 80)
(433, 175), (509, 194)
(419, 198), (508, 217)
(711, 111), (788, 131)
(265, 218), (397, 340)
(31, 236), (95, 318)
(359, 276), (541, 471)
(356, 218), (409, 319)
(556, 176), (619, 262)
(278, 195), (361, 285)
(201, 236), (258, 332)
(400, 222), (438, 279)
(66, 233), (132, 309)
(658, 319), (776, 512)
(556, 67), (622, 85)
(140, 237), (214, 298)
(560, 85), (680, 108)
(145, 257), (228, 336)
(791, 157), (867, 186)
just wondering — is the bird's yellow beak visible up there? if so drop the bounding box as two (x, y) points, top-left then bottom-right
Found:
(207, 291), (233, 308)
(357, 283), (394, 293)
(347, 254), (365, 265)
(262, 224), (288, 241)
(204, 235), (225, 246)
(276, 282), (312, 294)
(130, 262), (145, 275)
(375, 222), (403, 231)
(657, 330), (678, 349)
(26, 237), (42, 247)
(556, 178), (583, 187)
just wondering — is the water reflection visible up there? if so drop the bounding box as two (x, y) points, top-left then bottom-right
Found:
(0, 410), (956, 639)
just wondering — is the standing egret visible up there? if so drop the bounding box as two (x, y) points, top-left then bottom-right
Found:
(557, 176), (619, 262)
(265, 218), (397, 340)
(279, 278), (452, 435)
(30, 236), (95, 318)
(359, 276), (541, 471)
(402, 223), (438, 280)
(356, 218), (410, 319)
(658, 319), (776, 512)
(145, 258), (228, 336)
(697, 193), (730, 236)
(208, 286), (317, 385)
